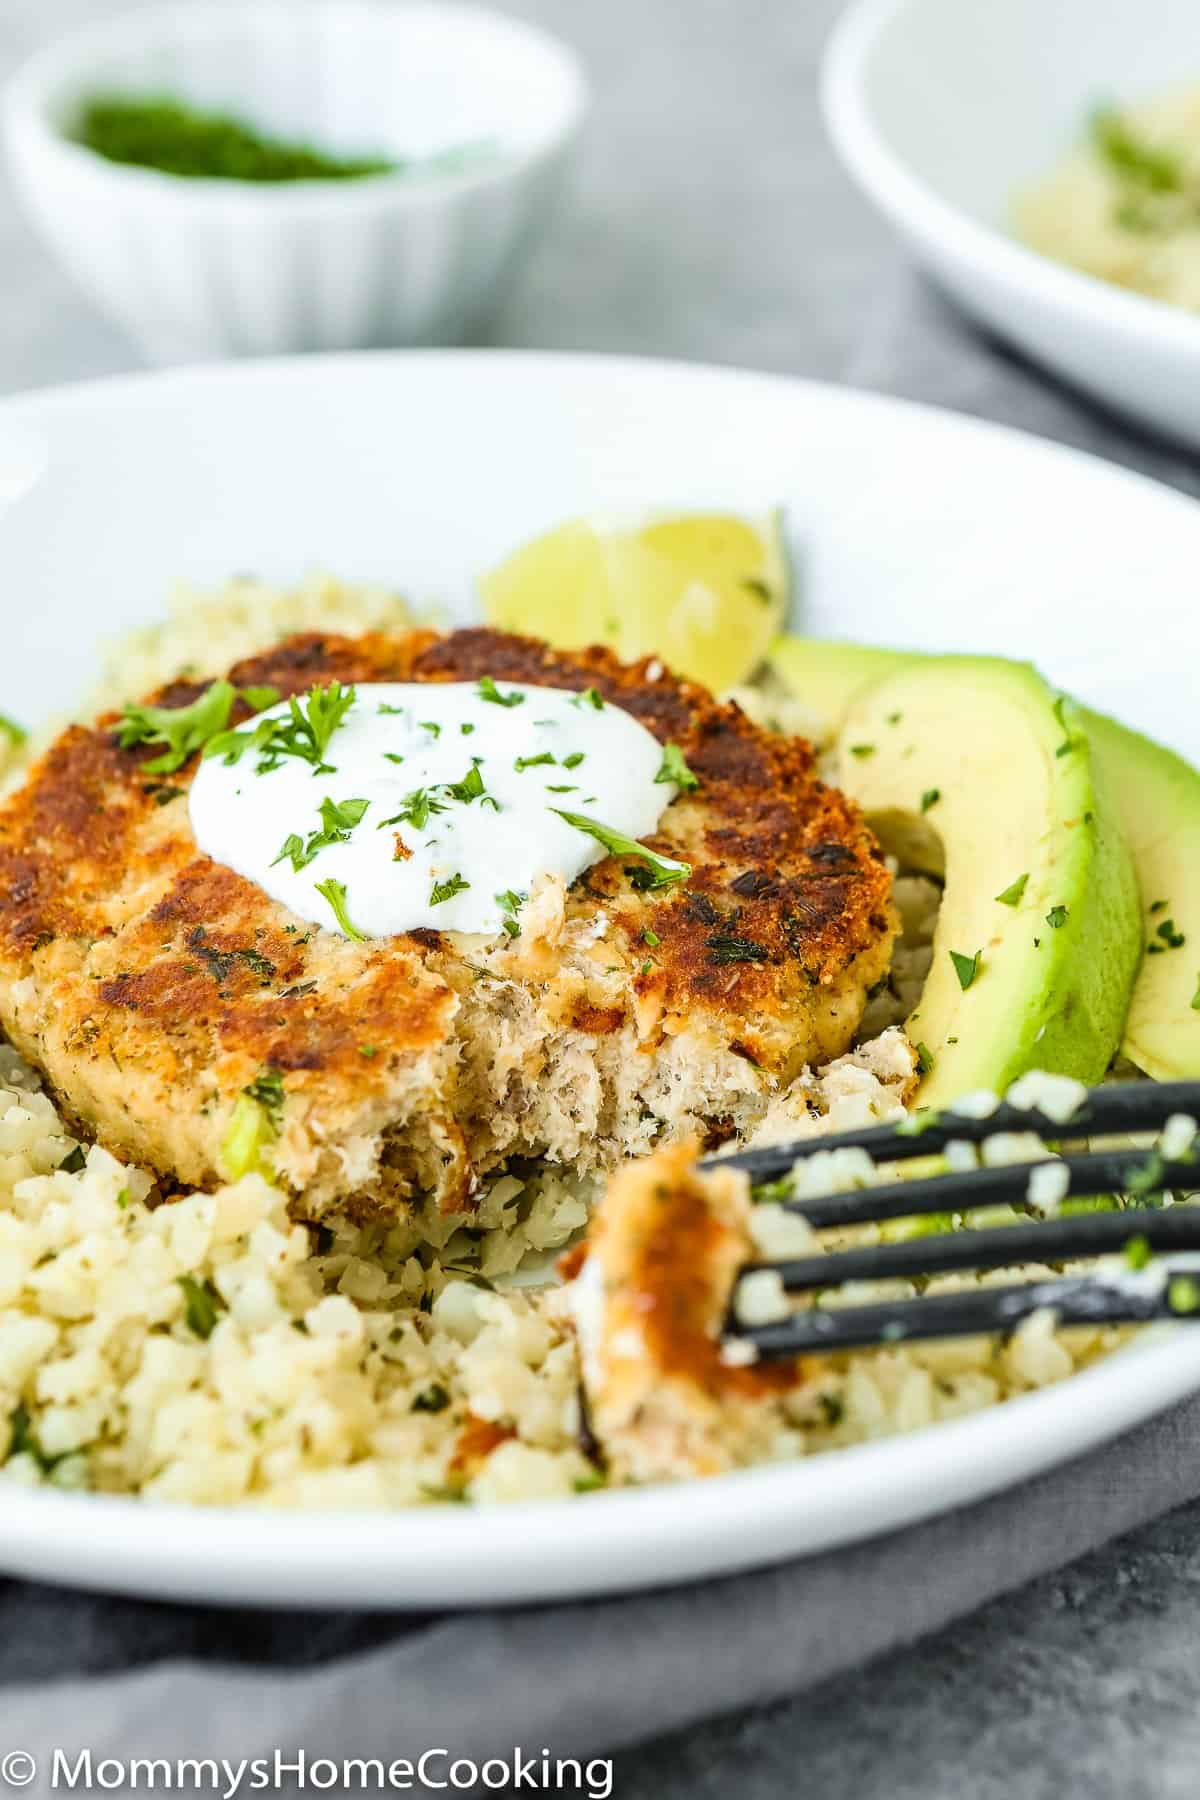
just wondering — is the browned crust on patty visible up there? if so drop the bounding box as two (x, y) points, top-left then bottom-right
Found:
(0, 627), (894, 1208)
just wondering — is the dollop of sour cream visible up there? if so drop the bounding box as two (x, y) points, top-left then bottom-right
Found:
(189, 680), (681, 939)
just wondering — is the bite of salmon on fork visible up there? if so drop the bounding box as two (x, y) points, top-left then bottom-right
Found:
(562, 1079), (1200, 1481)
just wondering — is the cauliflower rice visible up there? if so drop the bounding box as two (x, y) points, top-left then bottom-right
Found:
(0, 576), (1136, 1506)
(1017, 83), (1200, 314)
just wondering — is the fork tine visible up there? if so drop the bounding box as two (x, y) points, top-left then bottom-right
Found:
(753, 1206), (1200, 1293)
(734, 1267), (1199, 1358)
(706, 1079), (1200, 1184)
(775, 1150), (1198, 1229)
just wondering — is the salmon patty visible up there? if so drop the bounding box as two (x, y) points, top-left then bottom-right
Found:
(0, 628), (896, 1218)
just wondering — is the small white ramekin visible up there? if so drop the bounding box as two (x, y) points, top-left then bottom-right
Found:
(2, 1), (589, 362)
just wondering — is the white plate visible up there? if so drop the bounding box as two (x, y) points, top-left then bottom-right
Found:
(824, 0), (1200, 453)
(1, 350), (1199, 1610)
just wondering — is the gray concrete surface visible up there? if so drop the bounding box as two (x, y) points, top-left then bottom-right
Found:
(1, 1), (1196, 1794)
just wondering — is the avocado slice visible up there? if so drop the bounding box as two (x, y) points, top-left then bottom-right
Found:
(787, 653), (1141, 1104)
(770, 636), (1199, 1082)
(1081, 709), (1200, 1080)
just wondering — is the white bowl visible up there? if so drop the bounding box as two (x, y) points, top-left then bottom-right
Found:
(823, 0), (1200, 451)
(3, 351), (1200, 1606)
(1, 2), (588, 362)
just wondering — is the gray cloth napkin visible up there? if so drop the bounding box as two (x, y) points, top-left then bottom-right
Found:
(6, 270), (1200, 1784)
(5, 1393), (1200, 1790)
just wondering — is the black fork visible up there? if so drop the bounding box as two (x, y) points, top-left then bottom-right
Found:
(700, 1081), (1200, 1357)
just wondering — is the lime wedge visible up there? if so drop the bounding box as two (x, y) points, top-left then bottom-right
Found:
(479, 510), (789, 692)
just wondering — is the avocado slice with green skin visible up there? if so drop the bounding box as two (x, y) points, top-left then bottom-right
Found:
(769, 636), (1200, 1082)
(786, 652), (1142, 1105)
(1082, 709), (1200, 1079)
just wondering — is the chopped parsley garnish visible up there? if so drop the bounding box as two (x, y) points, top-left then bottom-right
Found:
(915, 1041), (935, 1074)
(1128, 1152), (1166, 1199)
(816, 1393), (844, 1428)
(7, 1402), (67, 1474)
(60, 1145), (87, 1174)
(949, 948), (982, 991)
(656, 742), (699, 792)
(1045, 904), (1069, 930)
(446, 764), (488, 803)
(920, 788), (941, 813)
(272, 795), (370, 872)
(1155, 917), (1186, 949)
(419, 720), (441, 738)
(378, 787), (448, 832)
(430, 872), (470, 906)
(1150, 899), (1169, 914)
(545, 784), (577, 793)
(144, 782), (186, 806)
(642, 928), (661, 947)
(1123, 1234), (1152, 1271)
(849, 744), (875, 759)
(315, 877), (367, 940)
(383, 752), (406, 765)
(573, 686), (605, 711)
(996, 873), (1030, 907)
(244, 1067), (285, 1117)
(412, 1383), (451, 1413)
(495, 889), (525, 938)
(549, 809), (690, 888)
(380, 765), (494, 829)
(205, 680), (356, 776)
(562, 752), (586, 770)
(0, 712), (28, 747)
(178, 1274), (226, 1340)
(641, 958), (654, 975)
(477, 675), (524, 708)
(1170, 1274), (1200, 1316)
(461, 722), (475, 736)
(358, 1044), (378, 1059)
(239, 685), (281, 713)
(74, 94), (402, 181)
(706, 934), (769, 965)
(514, 752), (556, 771)
(378, 703), (405, 716)
(184, 926), (276, 990)
(119, 678), (238, 773)
(1092, 107), (1182, 194)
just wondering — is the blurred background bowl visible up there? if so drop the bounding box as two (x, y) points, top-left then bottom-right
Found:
(1, 0), (588, 362)
(823, 0), (1200, 451)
